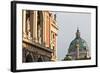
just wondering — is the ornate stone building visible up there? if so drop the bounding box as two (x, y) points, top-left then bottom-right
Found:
(22, 10), (58, 62)
(64, 28), (91, 60)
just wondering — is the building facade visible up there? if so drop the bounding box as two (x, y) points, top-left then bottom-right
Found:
(64, 28), (90, 60)
(22, 10), (58, 62)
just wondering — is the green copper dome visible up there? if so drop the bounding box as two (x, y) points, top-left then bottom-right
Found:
(63, 27), (90, 60)
(68, 28), (88, 53)
(68, 37), (88, 53)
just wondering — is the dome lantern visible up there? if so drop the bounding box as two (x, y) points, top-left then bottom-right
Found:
(76, 27), (80, 38)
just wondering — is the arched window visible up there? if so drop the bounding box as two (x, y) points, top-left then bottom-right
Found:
(26, 54), (33, 62)
(26, 11), (32, 40)
(37, 56), (43, 62)
(37, 11), (43, 44)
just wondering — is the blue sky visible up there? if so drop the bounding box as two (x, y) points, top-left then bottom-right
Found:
(55, 12), (91, 60)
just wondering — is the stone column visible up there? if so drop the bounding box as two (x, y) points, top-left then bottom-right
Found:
(43, 12), (46, 46)
(33, 11), (37, 43)
(22, 10), (27, 39)
(76, 44), (80, 59)
(55, 33), (57, 61)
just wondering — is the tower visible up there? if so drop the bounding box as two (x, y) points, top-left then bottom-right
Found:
(76, 27), (80, 59)
(64, 27), (90, 60)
